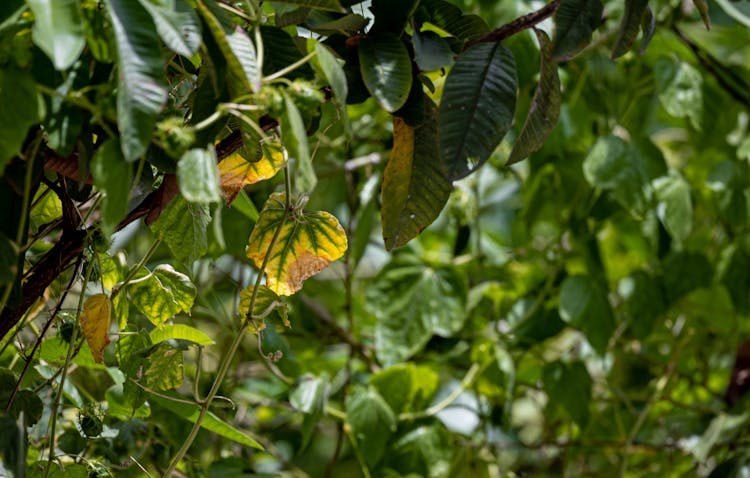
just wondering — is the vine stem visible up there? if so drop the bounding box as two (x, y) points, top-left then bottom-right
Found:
(163, 170), (292, 477)
(43, 263), (93, 478)
(111, 238), (162, 300)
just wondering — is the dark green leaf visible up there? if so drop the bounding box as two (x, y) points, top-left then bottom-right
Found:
(662, 251), (712, 304)
(552, 0), (603, 60)
(27, 0), (85, 70)
(717, 245), (750, 315)
(177, 147), (221, 204)
(543, 361), (592, 427)
(0, 233), (17, 285)
(91, 139), (132, 237)
(0, 68), (40, 173)
(106, 0), (168, 161)
(8, 390), (43, 425)
(413, 29), (454, 72)
(151, 194), (211, 263)
(369, 363), (439, 414)
(419, 0), (489, 41)
(346, 387), (397, 467)
(611, 0), (650, 59)
(508, 29), (561, 165)
(369, 0), (419, 34)
(260, 26), (313, 80)
(618, 271), (665, 340)
(439, 42), (517, 180)
(358, 33), (413, 112)
(639, 6), (656, 54)
(305, 12), (368, 35)
(268, 0), (344, 12)
(137, 0), (201, 57)
(558, 275), (615, 354)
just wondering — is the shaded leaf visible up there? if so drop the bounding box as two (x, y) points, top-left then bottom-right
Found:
(654, 57), (703, 130)
(219, 143), (286, 204)
(653, 172), (693, 242)
(369, 0), (420, 34)
(359, 33), (413, 112)
(177, 147), (221, 204)
(151, 194), (211, 263)
(91, 139), (132, 237)
(261, 26), (314, 80)
(79, 293), (112, 363)
(662, 251), (712, 304)
(27, 0), (85, 70)
(268, 0), (344, 12)
(314, 43), (348, 105)
(558, 275), (615, 354)
(543, 361), (592, 427)
(290, 374), (329, 448)
(238, 285), (288, 323)
(143, 343), (183, 390)
(138, 0), (201, 57)
(508, 29), (561, 165)
(552, 0), (603, 60)
(693, 0), (711, 30)
(439, 42), (517, 180)
(246, 193), (347, 296)
(413, 29), (454, 72)
(382, 99), (452, 250)
(0, 69), (40, 173)
(611, 0), (650, 59)
(0, 233), (17, 285)
(717, 245), (750, 315)
(150, 324), (214, 345)
(281, 93), (316, 194)
(128, 264), (197, 326)
(639, 6), (656, 54)
(106, 0), (168, 161)
(618, 270), (665, 340)
(27, 462), (88, 478)
(419, 0), (490, 41)
(347, 387), (397, 467)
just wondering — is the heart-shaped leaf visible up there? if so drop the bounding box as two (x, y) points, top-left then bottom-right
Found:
(128, 264), (197, 326)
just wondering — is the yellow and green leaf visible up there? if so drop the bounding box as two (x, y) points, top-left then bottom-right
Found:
(218, 142), (286, 204)
(239, 284), (289, 325)
(246, 193), (347, 296)
(79, 293), (112, 363)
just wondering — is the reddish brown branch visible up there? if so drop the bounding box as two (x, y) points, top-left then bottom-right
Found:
(463, 0), (562, 51)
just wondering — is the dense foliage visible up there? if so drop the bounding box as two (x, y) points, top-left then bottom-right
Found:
(1, 0), (750, 476)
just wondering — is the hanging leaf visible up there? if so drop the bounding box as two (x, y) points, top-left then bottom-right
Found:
(611, 0), (650, 59)
(314, 43), (348, 105)
(281, 93), (316, 194)
(27, 0), (86, 70)
(91, 139), (132, 238)
(105, 0), (168, 161)
(653, 172), (693, 242)
(508, 29), (561, 165)
(219, 143), (286, 204)
(151, 194), (211, 263)
(358, 33), (413, 113)
(137, 0), (201, 57)
(693, 0), (711, 30)
(246, 192), (347, 296)
(558, 275), (615, 354)
(552, 0), (604, 61)
(150, 324), (214, 345)
(267, 0), (344, 12)
(0, 69), (40, 173)
(177, 147), (221, 204)
(382, 99), (452, 250)
(419, 0), (490, 41)
(79, 294), (112, 363)
(639, 6), (656, 54)
(128, 264), (197, 326)
(439, 42), (517, 180)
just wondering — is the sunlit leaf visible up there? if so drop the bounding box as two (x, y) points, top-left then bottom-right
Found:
(246, 192), (347, 296)
(238, 284), (288, 323)
(177, 147), (221, 204)
(218, 143), (286, 204)
(653, 172), (693, 242)
(79, 293), (112, 363)
(27, 0), (85, 70)
(143, 343), (183, 390)
(128, 264), (197, 326)
(151, 194), (211, 263)
(150, 324), (214, 345)
(654, 57), (703, 130)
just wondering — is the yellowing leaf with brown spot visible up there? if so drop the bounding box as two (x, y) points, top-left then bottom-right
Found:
(218, 143), (286, 204)
(79, 293), (112, 363)
(246, 192), (347, 296)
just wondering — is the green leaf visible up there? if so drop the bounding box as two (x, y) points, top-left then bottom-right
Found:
(366, 255), (467, 366)
(382, 98), (452, 250)
(583, 135), (649, 215)
(508, 29), (561, 165)
(150, 324), (214, 345)
(151, 194), (211, 263)
(438, 42), (517, 180)
(0, 233), (17, 285)
(91, 139), (132, 237)
(558, 275), (615, 354)
(238, 285), (288, 323)
(693, 0), (711, 30)
(261, 26), (313, 80)
(268, 0), (343, 12)
(618, 271), (665, 340)
(246, 193), (347, 296)
(143, 343), (184, 390)
(314, 43), (348, 105)
(543, 361), (592, 427)
(177, 147), (221, 204)
(717, 245), (750, 315)
(149, 393), (264, 449)
(552, 0), (603, 60)
(305, 12), (368, 35)
(290, 374), (328, 448)
(358, 33), (413, 113)
(281, 92), (316, 194)
(105, 384), (150, 419)
(388, 425), (452, 477)
(662, 251), (712, 304)
(412, 29), (454, 72)
(369, 0), (420, 34)
(369, 363), (439, 414)
(654, 57), (703, 130)
(27, 462), (88, 478)
(118, 329), (152, 410)
(0, 68), (40, 173)
(653, 172), (693, 242)
(8, 390), (43, 425)
(639, 6), (656, 54)
(106, 0), (168, 161)
(197, 0), (260, 95)
(26, 0), (85, 70)
(419, 0), (490, 41)
(128, 264), (197, 326)
(137, 0), (201, 57)
(611, 0), (649, 59)
(346, 387), (397, 468)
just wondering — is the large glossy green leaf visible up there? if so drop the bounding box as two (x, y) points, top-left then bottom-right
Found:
(552, 0), (603, 60)
(177, 147), (221, 204)
(197, 0), (260, 94)
(359, 33), (413, 113)
(382, 99), (452, 250)
(137, 0), (201, 57)
(558, 275), (615, 354)
(508, 29), (561, 165)
(0, 69), (39, 173)
(654, 57), (703, 130)
(106, 0), (168, 161)
(346, 387), (397, 467)
(611, 0), (649, 59)
(91, 139), (132, 237)
(151, 194), (211, 263)
(268, 0), (343, 12)
(653, 172), (693, 242)
(128, 264), (197, 326)
(439, 42), (517, 180)
(150, 324), (214, 345)
(27, 0), (85, 70)
(366, 255), (467, 366)
(583, 135), (649, 216)
(543, 361), (592, 427)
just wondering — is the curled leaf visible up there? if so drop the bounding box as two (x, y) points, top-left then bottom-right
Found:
(218, 143), (286, 204)
(246, 193), (347, 296)
(79, 294), (112, 363)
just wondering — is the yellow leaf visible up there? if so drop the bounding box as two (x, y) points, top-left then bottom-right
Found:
(79, 293), (111, 363)
(246, 193), (347, 296)
(218, 143), (286, 204)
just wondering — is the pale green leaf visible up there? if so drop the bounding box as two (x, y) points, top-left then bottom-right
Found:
(128, 264), (197, 326)
(150, 324), (214, 345)
(314, 43), (347, 105)
(347, 387), (397, 467)
(653, 172), (693, 242)
(177, 147), (221, 204)
(655, 57), (703, 130)
(27, 0), (85, 70)
(281, 93), (316, 194)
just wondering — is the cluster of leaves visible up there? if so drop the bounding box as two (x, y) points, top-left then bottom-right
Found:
(0, 0), (750, 476)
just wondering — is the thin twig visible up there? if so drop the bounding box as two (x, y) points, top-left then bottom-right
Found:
(463, 0), (562, 51)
